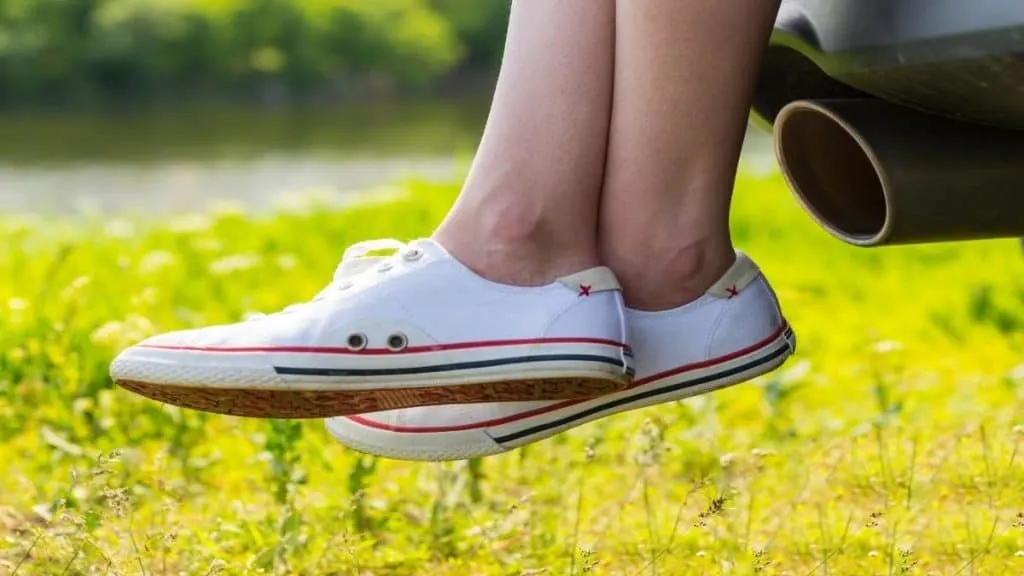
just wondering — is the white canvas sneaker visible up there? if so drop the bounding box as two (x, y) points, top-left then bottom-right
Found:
(325, 251), (796, 461)
(110, 239), (634, 419)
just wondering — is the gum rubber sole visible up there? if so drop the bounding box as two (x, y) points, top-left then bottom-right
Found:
(115, 376), (626, 419)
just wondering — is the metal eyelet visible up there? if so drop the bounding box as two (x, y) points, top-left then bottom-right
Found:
(386, 333), (408, 352)
(346, 333), (368, 351)
(377, 261), (394, 272)
(402, 248), (423, 262)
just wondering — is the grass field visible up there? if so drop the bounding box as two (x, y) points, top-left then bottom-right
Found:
(1, 173), (1023, 575)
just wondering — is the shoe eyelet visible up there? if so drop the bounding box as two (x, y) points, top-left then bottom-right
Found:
(386, 333), (408, 352)
(337, 281), (353, 291)
(347, 333), (368, 351)
(377, 262), (394, 272)
(402, 248), (423, 262)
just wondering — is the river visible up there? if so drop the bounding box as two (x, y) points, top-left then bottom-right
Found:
(0, 96), (776, 216)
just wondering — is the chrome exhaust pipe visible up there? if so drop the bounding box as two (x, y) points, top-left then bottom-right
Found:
(772, 98), (1024, 246)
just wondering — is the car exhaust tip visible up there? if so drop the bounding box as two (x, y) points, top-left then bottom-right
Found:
(773, 98), (1024, 247)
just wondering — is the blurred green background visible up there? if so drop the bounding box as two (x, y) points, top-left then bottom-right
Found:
(0, 0), (509, 108)
(0, 0), (518, 215)
(0, 0), (775, 216)
(3, 3), (1022, 574)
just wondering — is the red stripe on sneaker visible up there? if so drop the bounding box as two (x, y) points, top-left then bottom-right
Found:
(344, 323), (789, 433)
(139, 337), (632, 355)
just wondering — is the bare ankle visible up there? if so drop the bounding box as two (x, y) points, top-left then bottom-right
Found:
(605, 236), (734, 310)
(435, 200), (601, 286)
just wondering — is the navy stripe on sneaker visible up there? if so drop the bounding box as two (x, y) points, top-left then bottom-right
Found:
(491, 335), (792, 444)
(274, 354), (629, 377)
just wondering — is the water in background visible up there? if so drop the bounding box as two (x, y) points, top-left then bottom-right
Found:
(0, 95), (776, 216)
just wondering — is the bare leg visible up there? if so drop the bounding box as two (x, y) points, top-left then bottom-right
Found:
(600, 0), (781, 309)
(324, 0), (798, 461)
(433, 0), (615, 286)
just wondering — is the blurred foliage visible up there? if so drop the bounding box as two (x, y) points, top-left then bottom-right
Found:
(0, 0), (509, 108)
(2, 173), (1024, 573)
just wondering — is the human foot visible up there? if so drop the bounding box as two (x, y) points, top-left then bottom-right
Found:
(110, 239), (633, 419)
(325, 251), (796, 460)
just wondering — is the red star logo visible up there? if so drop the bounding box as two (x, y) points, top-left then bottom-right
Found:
(578, 284), (592, 297)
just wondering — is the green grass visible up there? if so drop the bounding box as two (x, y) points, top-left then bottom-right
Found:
(2, 173), (1023, 574)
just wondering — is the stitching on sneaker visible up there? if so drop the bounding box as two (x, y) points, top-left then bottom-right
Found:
(703, 297), (730, 360)
(539, 292), (629, 350)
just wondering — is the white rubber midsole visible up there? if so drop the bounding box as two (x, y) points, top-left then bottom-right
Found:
(110, 341), (632, 391)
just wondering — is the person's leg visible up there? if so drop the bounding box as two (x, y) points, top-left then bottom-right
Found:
(599, 0), (782, 309)
(110, 0), (631, 418)
(325, 1), (799, 461)
(434, 0), (615, 286)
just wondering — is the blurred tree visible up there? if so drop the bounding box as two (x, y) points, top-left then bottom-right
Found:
(428, 0), (509, 69)
(0, 0), (495, 108)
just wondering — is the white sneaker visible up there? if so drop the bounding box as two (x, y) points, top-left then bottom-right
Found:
(325, 251), (796, 460)
(110, 239), (634, 419)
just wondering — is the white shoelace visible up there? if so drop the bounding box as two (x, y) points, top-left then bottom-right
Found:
(341, 238), (413, 261)
(249, 238), (420, 319)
